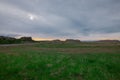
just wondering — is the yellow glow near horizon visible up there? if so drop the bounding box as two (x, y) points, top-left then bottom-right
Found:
(32, 37), (120, 41)
(33, 38), (66, 41)
(33, 38), (54, 41)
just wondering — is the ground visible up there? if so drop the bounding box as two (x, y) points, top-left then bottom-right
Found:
(0, 42), (120, 80)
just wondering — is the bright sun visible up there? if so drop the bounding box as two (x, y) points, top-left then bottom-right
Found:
(30, 16), (34, 20)
(28, 14), (36, 21)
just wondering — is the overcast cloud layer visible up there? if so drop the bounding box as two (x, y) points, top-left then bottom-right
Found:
(0, 0), (120, 40)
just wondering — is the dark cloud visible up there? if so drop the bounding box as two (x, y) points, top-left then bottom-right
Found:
(0, 0), (120, 40)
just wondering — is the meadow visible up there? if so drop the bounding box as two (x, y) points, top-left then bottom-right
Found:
(0, 42), (120, 80)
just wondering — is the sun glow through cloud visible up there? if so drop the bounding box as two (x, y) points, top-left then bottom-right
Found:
(28, 14), (37, 21)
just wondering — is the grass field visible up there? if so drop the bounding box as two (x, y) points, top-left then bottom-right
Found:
(0, 42), (120, 80)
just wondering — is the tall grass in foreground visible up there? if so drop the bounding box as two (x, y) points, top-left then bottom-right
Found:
(0, 51), (120, 80)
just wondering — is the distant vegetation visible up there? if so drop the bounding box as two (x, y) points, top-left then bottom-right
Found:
(0, 36), (119, 44)
(0, 36), (33, 44)
(0, 36), (21, 44)
(0, 36), (82, 44)
(97, 40), (120, 43)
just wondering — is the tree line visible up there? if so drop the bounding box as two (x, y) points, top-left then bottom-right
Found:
(0, 36), (33, 44)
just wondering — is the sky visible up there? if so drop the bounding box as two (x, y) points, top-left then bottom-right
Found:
(0, 0), (120, 41)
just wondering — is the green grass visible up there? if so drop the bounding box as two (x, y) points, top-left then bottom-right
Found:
(0, 42), (120, 80)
